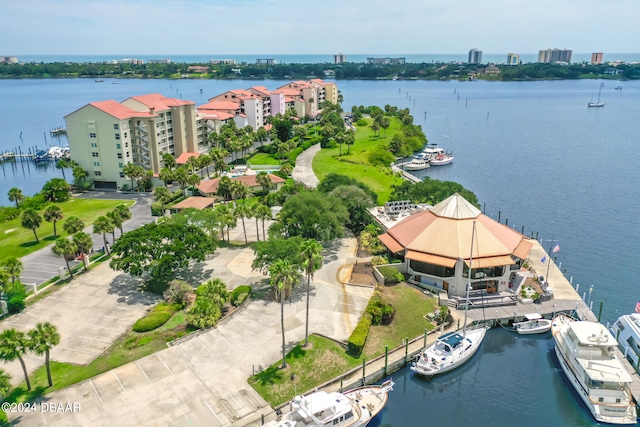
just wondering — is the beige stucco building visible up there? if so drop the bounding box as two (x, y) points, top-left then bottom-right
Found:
(378, 194), (532, 298)
(65, 94), (198, 190)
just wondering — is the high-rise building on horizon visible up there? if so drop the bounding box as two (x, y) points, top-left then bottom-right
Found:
(334, 53), (347, 64)
(591, 52), (604, 64)
(506, 53), (520, 65)
(468, 48), (483, 64)
(538, 49), (573, 64)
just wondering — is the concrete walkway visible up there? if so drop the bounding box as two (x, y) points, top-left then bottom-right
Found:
(291, 142), (321, 188)
(9, 233), (372, 426)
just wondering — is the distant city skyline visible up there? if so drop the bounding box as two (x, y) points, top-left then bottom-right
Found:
(1, 0), (639, 55)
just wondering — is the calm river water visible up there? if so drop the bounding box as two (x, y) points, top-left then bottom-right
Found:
(1, 77), (639, 425)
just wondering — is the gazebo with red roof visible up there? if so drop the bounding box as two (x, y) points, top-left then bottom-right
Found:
(378, 193), (532, 297)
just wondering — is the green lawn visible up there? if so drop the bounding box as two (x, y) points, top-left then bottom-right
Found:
(0, 198), (134, 260)
(312, 118), (404, 203)
(249, 282), (436, 407)
(247, 152), (282, 166)
(363, 283), (437, 359)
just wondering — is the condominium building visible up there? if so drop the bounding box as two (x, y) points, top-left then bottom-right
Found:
(209, 89), (264, 130)
(538, 49), (572, 64)
(209, 59), (237, 65)
(506, 53), (520, 65)
(65, 94), (197, 190)
(366, 57), (406, 65)
(334, 53), (347, 64)
(591, 52), (604, 65)
(468, 49), (483, 64)
(147, 59), (172, 64)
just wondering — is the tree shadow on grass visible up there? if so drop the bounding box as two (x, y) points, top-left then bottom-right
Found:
(251, 365), (284, 387)
(2, 385), (48, 425)
(43, 235), (58, 241)
(19, 241), (39, 248)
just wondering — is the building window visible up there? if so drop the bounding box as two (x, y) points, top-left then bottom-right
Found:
(91, 143), (98, 147)
(93, 161), (100, 166)
(89, 133), (96, 138)
(116, 143), (121, 149)
(124, 132), (128, 138)
(409, 260), (456, 278)
(125, 142), (129, 148)
(94, 171), (102, 176)
(119, 172), (125, 178)
(119, 163), (123, 168)
(92, 152), (99, 157)
(117, 153), (122, 159)
(126, 152), (130, 158)
(113, 124), (119, 130)
(115, 133), (121, 140)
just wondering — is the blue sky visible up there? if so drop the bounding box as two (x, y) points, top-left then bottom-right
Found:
(2, 0), (639, 55)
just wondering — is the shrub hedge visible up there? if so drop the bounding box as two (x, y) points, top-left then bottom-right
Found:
(132, 302), (180, 332)
(378, 266), (404, 285)
(230, 285), (251, 307)
(347, 312), (372, 357)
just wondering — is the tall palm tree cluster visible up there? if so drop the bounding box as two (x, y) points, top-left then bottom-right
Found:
(52, 204), (131, 277)
(268, 238), (323, 368)
(0, 322), (61, 395)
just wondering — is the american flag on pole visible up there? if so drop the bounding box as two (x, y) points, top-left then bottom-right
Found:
(552, 244), (560, 253)
(635, 301), (640, 314)
(541, 256), (547, 264)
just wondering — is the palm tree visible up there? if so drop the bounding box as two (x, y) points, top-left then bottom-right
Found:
(172, 166), (190, 197)
(72, 165), (88, 187)
(0, 369), (11, 398)
(43, 205), (64, 237)
(254, 203), (272, 241)
(73, 232), (93, 272)
(256, 172), (273, 197)
(52, 237), (77, 278)
(298, 239), (324, 347)
(28, 322), (60, 387)
(209, 148), (227, 177)
(113, 204), (131, 235)
(153, 186), (172, 215)
(93, 216), (113, 254)
(158, 167), (173, 187)
(217, 176), (233, 203)
(122, 163), (139, 191)
(63, 215), (85, 235)
(0, 329), (32, 390)
(8, 187), (24, 208)
(162, 153), (177, 170)
(198, 154), (213, 179)
(56, 158), (70, 182)
(3, 257), (23, 285)
(106, 211), (122, 240)
(269, 260), (299, 369)
(199, 278), (229, 310)
(187, 173), (201, 194)
(250, 204), (261, 241)
(214, 203), (236, 243)
(234, 203), (251, 244)
(186, 155), (199, 174)
(21, 209), (42, 243)
(231, 181), (251, 204)
(344, 129), (355, 154)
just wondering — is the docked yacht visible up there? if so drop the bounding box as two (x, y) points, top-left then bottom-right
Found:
(551, 313), (637, 424)
(402, 156), (431, 171)
(611, 313), (640, 367)
(265, 380), (394, 427)
(421, 144), (453, 166)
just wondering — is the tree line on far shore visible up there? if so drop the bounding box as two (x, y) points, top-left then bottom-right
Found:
(1, 61), (638, 81)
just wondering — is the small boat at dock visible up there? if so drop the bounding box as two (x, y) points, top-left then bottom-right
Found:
(611, 313), (640, 366)
(513, 313), (552, 334)
(402, 156), (431, 171)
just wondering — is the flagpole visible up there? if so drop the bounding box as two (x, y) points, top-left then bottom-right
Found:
(544, 235), (559, 285)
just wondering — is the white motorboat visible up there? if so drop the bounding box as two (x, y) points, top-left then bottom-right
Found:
(551, 313), (637, 424)
(430, 153), (454, 166)
(265, 380), (394, 427)
(513, 313), (552, 335)
(411, 220), (490, 378)
(421, 143), (446, 160)
(611, 313), (640, 367)
(402, 157), (431, 171)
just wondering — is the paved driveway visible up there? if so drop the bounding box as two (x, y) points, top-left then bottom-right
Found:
(9, 236), (373, 427)
(1, 262), (160, 386)
(19, 192), (154, 286)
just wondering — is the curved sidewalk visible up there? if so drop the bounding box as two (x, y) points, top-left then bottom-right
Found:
(291, 142), (321, 188)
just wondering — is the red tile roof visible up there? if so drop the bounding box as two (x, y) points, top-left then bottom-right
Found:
(172, 196), (214, 210)
(196, 173), (284, 195)
(127, 93), (194, 111)
(175, 152), (201, 164)
(198, 100), (241, 111)
(197, 111), (235, 121)
(88, 100), (155, 120)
